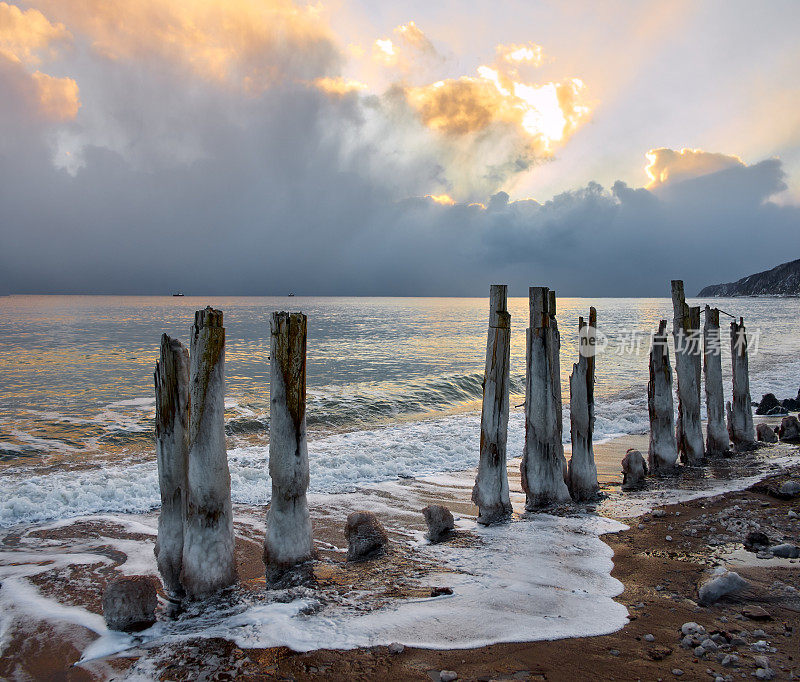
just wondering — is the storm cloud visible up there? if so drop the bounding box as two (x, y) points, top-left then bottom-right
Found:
(0, 0), (797, 297)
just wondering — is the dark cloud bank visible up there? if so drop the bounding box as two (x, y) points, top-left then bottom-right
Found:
(1, 41), (797, 298)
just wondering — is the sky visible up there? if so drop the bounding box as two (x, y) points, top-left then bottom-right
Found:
(0, 0), (798, 296)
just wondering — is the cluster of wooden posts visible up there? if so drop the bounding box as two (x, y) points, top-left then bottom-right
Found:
(153, 282), (756, 602)
(649, 280), (755, 475)
(154, 308), (312, 602)
(472, 284), (599, 526)
(472, 280), (758, 524)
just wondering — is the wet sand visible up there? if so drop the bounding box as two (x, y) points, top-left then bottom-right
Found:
(1, 436), (798, 681)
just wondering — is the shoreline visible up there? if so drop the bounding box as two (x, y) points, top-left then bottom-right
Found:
(0, 439), (798, 680)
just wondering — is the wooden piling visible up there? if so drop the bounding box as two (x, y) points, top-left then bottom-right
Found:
(472, 285), (512, 524)
(671, 280), (705, 465)
(727, 317), (755, 447)
(182, 307), (237, 597)
(521, 287), (570, 509)
(648, 320), (678, 471)
(264, 312), (314, 580)
(567, 308), (599, 501)
(154, 334), (190, 603)
(703, 306), (729, 454)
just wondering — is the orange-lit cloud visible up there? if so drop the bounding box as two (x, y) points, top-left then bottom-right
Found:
(426, 193), (455, 205)
(496, 42), (544, 67)
(0, 2), (78, 120)
(372, 20), (441, 70)
(313, 76), (367, 95)
(0, 1), (71, 65)
(31, 0), (337, 90)
(31, 69), (80, 119)
(645, 147), (744, 187)
(405, 67), (589, 151)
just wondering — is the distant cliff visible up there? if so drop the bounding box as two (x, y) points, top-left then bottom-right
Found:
(698, 258), (800, 297)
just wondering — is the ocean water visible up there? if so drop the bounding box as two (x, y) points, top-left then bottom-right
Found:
(1, 294), (799, 526)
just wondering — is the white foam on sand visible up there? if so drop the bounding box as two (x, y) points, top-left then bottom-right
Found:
(224, 514), (628, 651)
(77, 512), (628, 659)
(1, 445), (798, 665)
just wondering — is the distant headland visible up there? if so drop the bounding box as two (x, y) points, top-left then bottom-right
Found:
(698, 257), (800, 297)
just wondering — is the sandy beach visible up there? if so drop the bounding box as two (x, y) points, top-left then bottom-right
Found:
(1, 430), (798, 681)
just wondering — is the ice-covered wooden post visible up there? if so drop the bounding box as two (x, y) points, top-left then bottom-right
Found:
(154, 334), (190, 606)
(567, 308), (599, 501)
(671, 280), (704, 465)
(521, 286), (570, 509)
(182, 307), (237, 597)
(648, 320), (678, 472)
(264, 312), (314, 580)
(703, 306), (729, 454)
(727, 317), (755, 447)
(472, 285), (512, 524)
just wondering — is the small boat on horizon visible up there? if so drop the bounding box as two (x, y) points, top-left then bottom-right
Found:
(288, 293), (295, 297)
(172, 292), (185, 297)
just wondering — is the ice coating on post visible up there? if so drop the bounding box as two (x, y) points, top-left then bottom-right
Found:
(703, 306), (729, 454)
(727, 317), (755, 447)
(154, 334), (190, 603)
(567, 308), (599, 501)
(182, 307), (237, 597)
(264, 312), (313, 581)
(521, 287), (570, 509)
(472, 285), (512, 524)
(670, 281), (704, 465)
(648, 320), (678, 471)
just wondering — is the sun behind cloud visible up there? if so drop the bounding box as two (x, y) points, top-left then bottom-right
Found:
(645, 147), (745, 187)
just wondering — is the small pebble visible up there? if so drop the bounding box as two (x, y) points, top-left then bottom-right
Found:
(609, 649), (620, 656)
(665, 535), (673, 542)
(672, 669), (683, 677)
(653, 509), (666, 517)
(644, 633), (655, 642)
(638, 524), (645, 530)
(752, 629), (766, 637)
(440, 672), (458, 682)
(388, 642), (404, 654)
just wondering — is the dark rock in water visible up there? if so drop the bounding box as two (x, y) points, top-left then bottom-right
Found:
(430, 586), (453, 597)
(744, 531), (770, 551)
(345, 511), (388, 561)
(422, 504), (455, 543)
(756, 393), (781, 415)
(102, 575), (158, 632)
(782, 397), (800, 411)
(778, 415), (800, 442)
(756, 423), (778, 443)
(766, 405), (788, 416)
(621, 449), (648, 490)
